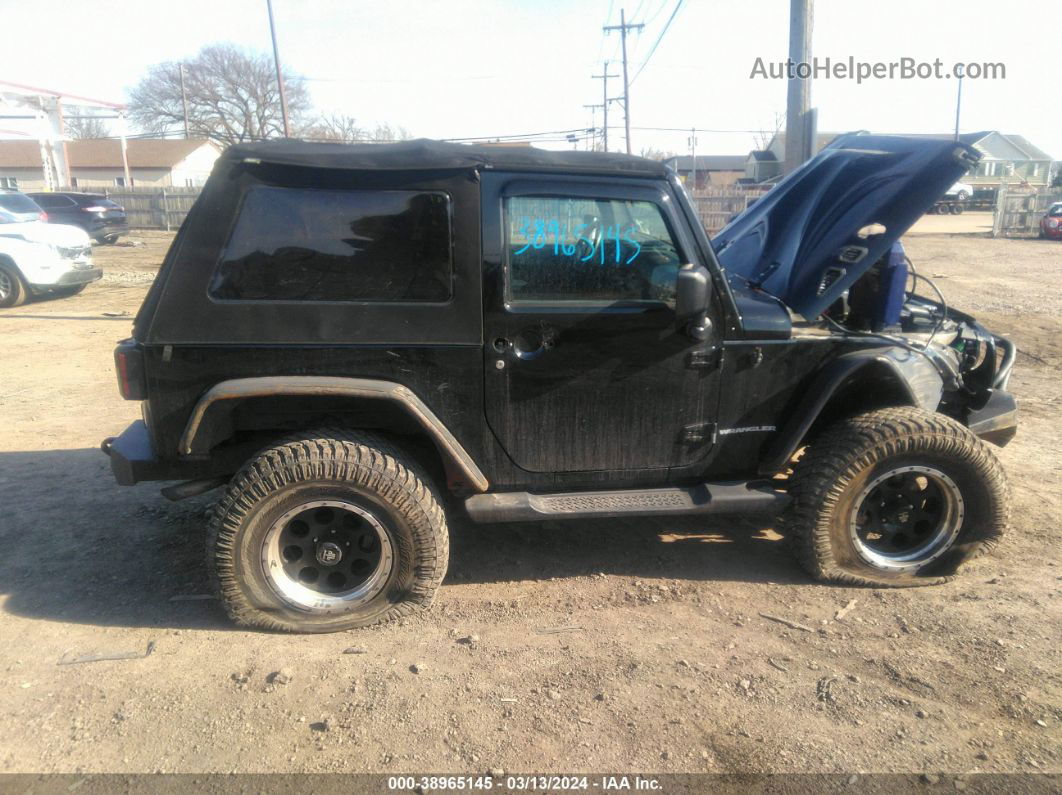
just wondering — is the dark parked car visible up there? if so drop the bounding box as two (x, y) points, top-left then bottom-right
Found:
(0, 190), (47, 222)
(102, 135), (1017, 633)
(27, 192), (128, 244)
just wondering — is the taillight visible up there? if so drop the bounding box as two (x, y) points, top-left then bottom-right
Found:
(114, 339), (147, 400)
(39, 211), (48, 222)
(83, 205), (109, 213)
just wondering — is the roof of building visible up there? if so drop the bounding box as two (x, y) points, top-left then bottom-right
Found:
(767, 132), (845, 154)
(221, 138), (669, 177)
(747, 150), (777, 161)
(662, 154), (746, 172)
(996, 134), (1053, 162)
(0, 138), (217, 169)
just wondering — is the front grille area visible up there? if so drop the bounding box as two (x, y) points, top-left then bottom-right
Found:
(59, 245), (94, 268)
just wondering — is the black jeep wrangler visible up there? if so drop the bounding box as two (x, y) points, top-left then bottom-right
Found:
(102, 135), (1016, 633)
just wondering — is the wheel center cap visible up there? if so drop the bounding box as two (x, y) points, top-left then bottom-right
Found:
(316, 542), (343, 566)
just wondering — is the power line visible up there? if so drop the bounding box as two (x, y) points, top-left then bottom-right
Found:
(629, 0), (684, 86)
(631, 125), (770, 133)
(643, 0), (670, 27)
(593, 0), (615, 65)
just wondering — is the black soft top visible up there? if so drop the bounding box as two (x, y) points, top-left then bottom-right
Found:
(222, 138), (670, 178)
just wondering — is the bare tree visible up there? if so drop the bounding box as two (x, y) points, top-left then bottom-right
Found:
(301, 116), (412, 144)
(638, 146), (676, 160)
(65, 115), (109, 139)
(302, 113), (364, 143)
(129, 44), (312, 145)
(364, 123), (411, 143)
(752, 112), (784, 152)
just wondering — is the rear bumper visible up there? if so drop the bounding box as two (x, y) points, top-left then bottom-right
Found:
(102, 421), (168, 485)
(967, 389), (1018, 447)
(102, 421), (250, 486)
(91, 220), (129, 238)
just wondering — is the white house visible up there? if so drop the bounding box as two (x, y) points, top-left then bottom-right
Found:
(0, 138), (222, 191)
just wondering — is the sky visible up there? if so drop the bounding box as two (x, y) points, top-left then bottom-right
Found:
(1, 0), (1059, 160)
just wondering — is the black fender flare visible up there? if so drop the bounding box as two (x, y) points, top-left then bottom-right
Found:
(758, 346), (944, 475)
(178, 376), (489, 492)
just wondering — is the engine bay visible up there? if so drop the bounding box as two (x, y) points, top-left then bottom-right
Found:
(822, 242), (1013, 397)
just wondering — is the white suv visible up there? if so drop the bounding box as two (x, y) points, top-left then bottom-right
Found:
(0, 209), (101, 307)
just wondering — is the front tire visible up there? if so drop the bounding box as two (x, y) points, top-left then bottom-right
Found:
(783, 407), (1009, 587)
(0, 264), (27, 308)
(207, 429), (449, 632)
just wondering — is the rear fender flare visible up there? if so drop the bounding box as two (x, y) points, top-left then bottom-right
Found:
(759, 346), (943, 475)
(179, 376), (489, 492)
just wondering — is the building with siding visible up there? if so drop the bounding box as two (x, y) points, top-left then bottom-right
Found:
(661, 154), (746, 189)
(744, 131), (1055, 188)
(0, 138), (221, 191)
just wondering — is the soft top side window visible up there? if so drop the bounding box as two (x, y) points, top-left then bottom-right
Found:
(210, 186), (453, 303)
(504, 194), (683, 306)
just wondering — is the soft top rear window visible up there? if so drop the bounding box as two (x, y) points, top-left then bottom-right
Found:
(210, 186), (453, 303)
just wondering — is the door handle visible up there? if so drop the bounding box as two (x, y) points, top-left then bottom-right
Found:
(513, 328), (545, 360)
(512, 327), (556, 361)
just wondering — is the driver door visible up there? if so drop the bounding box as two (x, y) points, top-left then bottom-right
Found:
(481, 174), (721, 474)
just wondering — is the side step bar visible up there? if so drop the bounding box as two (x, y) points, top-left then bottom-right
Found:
(464, 481), (790, 523)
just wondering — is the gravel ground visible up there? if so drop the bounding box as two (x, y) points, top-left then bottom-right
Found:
(0, 222), (1058, 779)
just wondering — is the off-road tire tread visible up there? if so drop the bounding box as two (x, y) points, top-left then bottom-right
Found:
(207, 428), (448, 632)
(782, 407), (1009, 587)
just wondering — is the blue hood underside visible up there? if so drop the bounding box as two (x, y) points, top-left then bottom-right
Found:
(711, 133), (980, 319)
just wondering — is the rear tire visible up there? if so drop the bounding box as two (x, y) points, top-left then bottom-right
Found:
(207, 429), (449, 632)
(783, 407), (1008, 587)
(0, 263), (27, 308)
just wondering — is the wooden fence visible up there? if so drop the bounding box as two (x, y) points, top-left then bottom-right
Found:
(992, 188), (1062, 238)
(60, 185), (201, 231)
(60, 183), (1055, 239)
(689, 186), (772, 235)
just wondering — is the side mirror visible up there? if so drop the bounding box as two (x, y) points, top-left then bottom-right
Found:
(675, 263), (713, 341)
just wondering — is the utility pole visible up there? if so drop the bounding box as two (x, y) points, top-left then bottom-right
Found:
(688, 127), (698, 191)
(603, 9), (643, 155)
(266, 0), (291, 138)
(591, 62), (617, 152)
(583, 103), (604, 150)
(179, 63), (190, 139)
(783, 0), (814, 174)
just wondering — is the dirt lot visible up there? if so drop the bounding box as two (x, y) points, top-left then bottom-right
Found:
(0, 221), (1059, 778)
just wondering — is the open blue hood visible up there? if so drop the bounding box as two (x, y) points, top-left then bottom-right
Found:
(712, 133), (980, 319)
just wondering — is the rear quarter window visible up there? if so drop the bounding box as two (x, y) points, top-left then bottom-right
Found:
(30, 194), (77, 209)
(210, 186), (452, 303)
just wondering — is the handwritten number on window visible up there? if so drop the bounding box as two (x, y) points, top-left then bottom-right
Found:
(515, 218), (643, 266)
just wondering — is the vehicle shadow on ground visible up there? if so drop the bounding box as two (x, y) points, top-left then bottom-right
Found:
(0, 448), (807, 631)
(449, 512), (801, 587)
